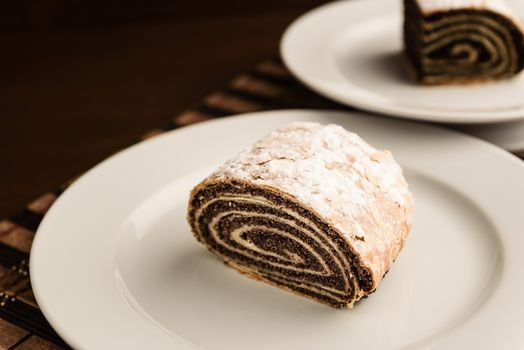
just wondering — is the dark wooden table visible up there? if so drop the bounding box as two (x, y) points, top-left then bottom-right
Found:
(0, 0), (327, 218)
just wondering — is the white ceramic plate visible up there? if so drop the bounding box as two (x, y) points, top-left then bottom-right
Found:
(31, 110), (524, 349)
(281, 0), (524, 124)
(457, 119), (524, 154)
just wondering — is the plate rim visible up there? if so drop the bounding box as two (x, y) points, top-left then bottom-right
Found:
(280, 0), (524, 124)
(29, 109), (524, 349)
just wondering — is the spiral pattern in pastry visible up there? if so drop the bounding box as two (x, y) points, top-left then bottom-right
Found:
(404, 0), (524, 84)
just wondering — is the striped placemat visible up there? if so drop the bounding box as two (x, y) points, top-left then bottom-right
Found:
(1, 58), (522, 349)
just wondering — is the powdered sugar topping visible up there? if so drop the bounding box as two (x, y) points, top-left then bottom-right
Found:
(212, 122), (410, 230)
(417, 0), (515, 18)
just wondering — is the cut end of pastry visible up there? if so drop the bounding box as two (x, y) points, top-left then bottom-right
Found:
(404, 0), (524, 84)
(188, 180), (374, 308)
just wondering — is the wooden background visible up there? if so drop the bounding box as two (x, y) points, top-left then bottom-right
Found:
(0, 1), (328, 217)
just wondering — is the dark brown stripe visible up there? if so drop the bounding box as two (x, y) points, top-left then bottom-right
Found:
(0, 299), (68, 348)
(195, 104), (236, 117)
(224, 87), (276, 106)
(254, 60), (293, 79)
(249, 69), (298, 87)
(9, 210), (42, 233)
(0, 243), (28, 269)
(261, 274), (347, 308)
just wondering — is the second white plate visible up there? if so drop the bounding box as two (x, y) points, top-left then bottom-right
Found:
(281, 0), (524, 124)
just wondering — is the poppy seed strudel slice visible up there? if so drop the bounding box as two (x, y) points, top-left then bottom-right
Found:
(404, 0), (524, 84)
(187, 122), (413, 308)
